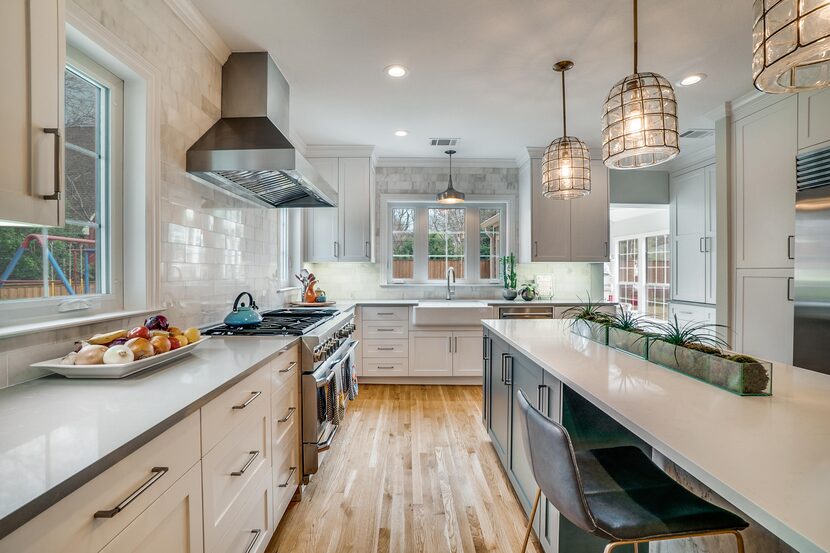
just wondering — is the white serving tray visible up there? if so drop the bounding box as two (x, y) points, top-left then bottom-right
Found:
(33, 336), (211, 379)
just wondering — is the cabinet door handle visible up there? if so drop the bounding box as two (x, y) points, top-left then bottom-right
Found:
(449, 337), (452, 353)
(42, 128), (62, 200)
(536, 384), (545, 409)
(699, 237), (705, 253)
(243, 529), (262, 553)
(365, 241), (371, 258)
(788, 235), (795, 260)
(543, 385), (551, 416)
(501, 353), (508, 383)
(278, 407), (296, 423)
(279, 361), (297, 374)
(604, 241), (609, 257)
(454, 336), (458, 353)
(482, 336), (490, 360)
(278, 466), (297, 488)
(334, 241), (339, 258)
(504, 356), (513, 385)
(93, 467), (169, 518)
(231, 450), (260, 476)
(232, 391), (262, 410)
(787, 277), (794, 302)
(533, 241), (538, 258)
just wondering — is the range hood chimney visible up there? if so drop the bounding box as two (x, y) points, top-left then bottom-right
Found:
(187, 52), (336, 208)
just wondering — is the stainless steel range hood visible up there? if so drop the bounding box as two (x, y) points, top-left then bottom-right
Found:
(187, 52), (336, 208)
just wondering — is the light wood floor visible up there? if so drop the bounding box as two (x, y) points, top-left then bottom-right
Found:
(267, 384), (542, 553)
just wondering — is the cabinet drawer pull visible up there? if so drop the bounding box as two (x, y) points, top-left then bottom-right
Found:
(278, 407), (296, 423)
(376, 365), (396, 369)
(93, 466), (168, 518)
(42, 128), (62, 200)
(231, 450), (260, 476)
(376, 346), (396, 351)
(377, 312), (395, 315)
(244, 529), (262, 553)
(232, 391), (262, 410)
(278, 466), (297, 488)
(279, 361), (297, 374)
(376, 328), (396, 332)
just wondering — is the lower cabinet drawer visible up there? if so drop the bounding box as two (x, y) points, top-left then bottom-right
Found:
(208, 461), (272, 553)
(202, 365), (270, 455)
(202, 402), (270, 548)
(272, 438), (299, 525)
(363, 359), (409, 377)
(363, 338), (408, 358)
(271, 381), (298, 446)
(362, 321), (408, 339)
(0, 413), (201, 553)
(271, 344), (299, 389)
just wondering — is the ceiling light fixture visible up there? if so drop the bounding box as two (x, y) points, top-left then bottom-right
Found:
(752, 0), (830, 93)
(543, 60), (591, 200)
(678, 73), (707, 86)
(601, 0), (679, 169)
(437, 150), (465, 204)
(385, 64), (408, 78)
(394, 130), (408, 137)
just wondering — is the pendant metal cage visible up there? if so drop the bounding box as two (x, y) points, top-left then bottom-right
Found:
(601, 72), (679, 169)
(542, 136), (591, 199)
(752, 0), (830, 93)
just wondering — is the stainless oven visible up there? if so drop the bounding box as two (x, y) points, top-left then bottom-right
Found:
(498, 305), (554, 319)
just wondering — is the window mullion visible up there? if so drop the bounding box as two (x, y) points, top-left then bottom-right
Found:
(467, 207), (479, 284)
(414, 207), (429, 283)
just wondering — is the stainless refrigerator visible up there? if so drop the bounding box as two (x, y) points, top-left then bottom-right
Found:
(794, 146), (830, 375)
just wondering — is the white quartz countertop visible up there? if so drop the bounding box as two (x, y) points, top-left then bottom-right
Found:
(336, 299), (617, 306)
(0, 336), (298, 539)
(483, 319), (830, 553)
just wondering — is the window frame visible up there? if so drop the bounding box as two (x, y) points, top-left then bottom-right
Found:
(0, 48), (124, 323)
(611, 230), (671, 321)
(380, 194), (514, 286)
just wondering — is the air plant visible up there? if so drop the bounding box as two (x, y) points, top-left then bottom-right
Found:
(562, 295), (612, 325)
(607, 308), (647, 331)
(653, 315), (729, 353)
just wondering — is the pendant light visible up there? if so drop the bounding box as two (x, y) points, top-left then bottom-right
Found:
(601, 0), (679, 169)
(437, 149), (465, 204)
(543, 60), (591, 199)
(752, 0), (830, 93)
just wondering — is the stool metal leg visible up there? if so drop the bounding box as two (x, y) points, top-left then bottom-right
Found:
(602, 529), (747, 553)
(520, 488), (542, 553)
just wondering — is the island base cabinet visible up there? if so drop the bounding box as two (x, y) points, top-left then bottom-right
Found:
(487, 336), (511, 466)
(99, 462), (204, 553)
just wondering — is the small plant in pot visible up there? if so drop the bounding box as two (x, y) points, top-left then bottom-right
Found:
(563, 297), (611, 344)
(500, 254), (518, 300)
(518, 282), (538, 301)
(606, 308), (653, 359)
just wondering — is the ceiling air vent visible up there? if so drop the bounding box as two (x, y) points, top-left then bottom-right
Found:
(679, 129), (714, 139)
(429, 138), (460, 147)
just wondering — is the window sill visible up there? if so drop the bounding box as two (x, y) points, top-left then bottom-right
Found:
(0, 307), (166, 341)
(380, 283), (502, 288)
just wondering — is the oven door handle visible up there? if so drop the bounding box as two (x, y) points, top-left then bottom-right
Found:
(317, 424), (338, 452)
(316, 370), (336, 389)
(329, 340), (359, 365)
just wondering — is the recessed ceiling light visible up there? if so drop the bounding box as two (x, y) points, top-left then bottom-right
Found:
(394, 130), (408, 137)
(678, 73), (707, 86)
(385, 64), (408, 78)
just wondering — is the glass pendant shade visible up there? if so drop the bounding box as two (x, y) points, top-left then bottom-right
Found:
(543, 136), (591, 199)
(752, 0), (830, 93)
(437, 150), (465, 204)
(601, 72), (679, 169)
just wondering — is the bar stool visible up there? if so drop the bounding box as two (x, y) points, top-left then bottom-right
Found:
(516, 390), (748, 553)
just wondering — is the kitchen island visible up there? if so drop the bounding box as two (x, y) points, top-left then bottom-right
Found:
(483, 319), (829, 553)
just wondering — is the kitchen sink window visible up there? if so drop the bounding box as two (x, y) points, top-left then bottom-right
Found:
(612, 233), (671, 320)
(0, 52), (124, 319)
(386, 201), (506, 285)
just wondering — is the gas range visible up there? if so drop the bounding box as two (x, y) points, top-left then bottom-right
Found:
(203, 308), (339, 336)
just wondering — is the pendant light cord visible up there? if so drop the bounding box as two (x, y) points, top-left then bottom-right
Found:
(633, 0), (638, 74)
(561, 69), (567, 136)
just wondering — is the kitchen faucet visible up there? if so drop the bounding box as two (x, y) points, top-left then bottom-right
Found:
(446, 266), (456, 300)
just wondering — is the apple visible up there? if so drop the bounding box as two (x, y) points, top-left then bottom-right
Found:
(127, 326), (151, 340)
(150, 335), (171, 354)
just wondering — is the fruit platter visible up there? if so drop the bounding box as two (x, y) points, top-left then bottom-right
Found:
(32, 314), (209, 379)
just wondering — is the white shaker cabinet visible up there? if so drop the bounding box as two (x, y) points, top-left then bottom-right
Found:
(570, 161), (610, 261)
(733, 268), (794, 365)
(528, 156), (571, 262)
(733, 96), (797, 270)
(798, 88), (830, 151)
(305, 156), (374, 263)
(0, 0), (65, 226)
(409, 329), (483, 377)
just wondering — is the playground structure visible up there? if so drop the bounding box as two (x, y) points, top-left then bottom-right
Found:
(0, 234), (96, 299)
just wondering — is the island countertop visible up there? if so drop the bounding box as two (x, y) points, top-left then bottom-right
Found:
(0, 335), (299, 540)
(482, 319), (830, 553)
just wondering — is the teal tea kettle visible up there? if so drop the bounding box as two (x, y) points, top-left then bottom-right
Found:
(224, 292), (264, 327)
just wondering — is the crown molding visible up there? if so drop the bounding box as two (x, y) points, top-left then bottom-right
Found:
(660, 144), (716, 175)
(304, 145), (377, 159)
(376, 157), (518, 168)
(164, 0), (230, 64)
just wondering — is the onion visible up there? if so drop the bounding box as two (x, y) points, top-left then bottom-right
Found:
(103, 345), (134, 365)
(75, 345), (108, 365)
(125, 337), (154, 359)
(60, 352), (78, 365)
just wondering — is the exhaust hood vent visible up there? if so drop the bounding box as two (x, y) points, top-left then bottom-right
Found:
(187, 53), (337, 208)
(429, 138), (460, 147)
(679, 129), (714, 139)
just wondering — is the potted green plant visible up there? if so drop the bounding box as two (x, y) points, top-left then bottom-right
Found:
(500, 254), (518, 300)
(563, 297), (611, 344)
(648, 316), (772, 396)
(606, 308), (652, 359)
(518, 282), (538, 301)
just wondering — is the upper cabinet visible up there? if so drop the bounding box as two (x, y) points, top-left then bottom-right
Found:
(305, 155), (375, 263)
(670, 164), (716, 304)
(733, 95), (797, 270)
(798, 88), (830, 151)
(0, 0), (65, 227)
(518, 154), (609, 263)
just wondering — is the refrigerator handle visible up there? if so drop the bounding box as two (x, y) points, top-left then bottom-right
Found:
(787, 277), (794, 302)
(787, 235), (795, 260)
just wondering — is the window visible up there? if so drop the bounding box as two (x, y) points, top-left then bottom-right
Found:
(613, 233), (671, 320)
(385, 201), (507, 284)
(0, 54), (123, 314)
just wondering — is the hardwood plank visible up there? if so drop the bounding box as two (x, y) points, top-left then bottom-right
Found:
(267, 384), (542, 553)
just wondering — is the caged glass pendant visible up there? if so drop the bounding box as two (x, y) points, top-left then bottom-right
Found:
(601, 0), (679, 169)
(543, 60), (591, 199)
(752, 0), (830, 93)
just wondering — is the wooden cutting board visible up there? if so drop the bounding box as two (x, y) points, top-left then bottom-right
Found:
(289, 301), (336, 307)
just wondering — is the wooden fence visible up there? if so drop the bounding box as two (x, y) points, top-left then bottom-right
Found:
(392, 259), (497, 280)
(0, 281), (96, 300)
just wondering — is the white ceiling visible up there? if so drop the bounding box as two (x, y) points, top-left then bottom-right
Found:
(191, 0), (754, 161)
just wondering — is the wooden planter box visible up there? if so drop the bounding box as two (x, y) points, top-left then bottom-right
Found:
(607, 327), (649, 359)
(647, 339), (773, 396)
(570, 319), (608, 345)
